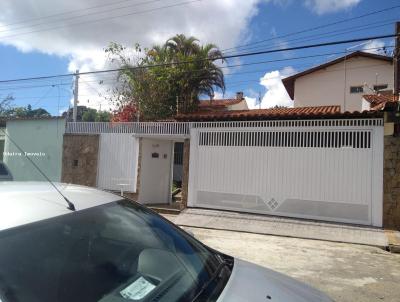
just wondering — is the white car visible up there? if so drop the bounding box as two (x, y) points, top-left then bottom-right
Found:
(0, 182), (333, 302)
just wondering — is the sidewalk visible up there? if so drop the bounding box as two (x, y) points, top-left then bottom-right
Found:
(166, 208), (392, 248)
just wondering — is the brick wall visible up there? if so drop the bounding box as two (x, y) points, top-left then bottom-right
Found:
(61, 134), (99, 187)
(383, 135), (400, 230)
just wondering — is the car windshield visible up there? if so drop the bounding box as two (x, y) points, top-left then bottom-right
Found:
(0, 200), (232, 302)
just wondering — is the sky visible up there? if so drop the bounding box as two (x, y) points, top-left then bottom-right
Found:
(0, 0), (398, 115)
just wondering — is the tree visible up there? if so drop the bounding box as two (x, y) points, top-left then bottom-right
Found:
(82, 108), (111, 122)
(1, 104), (51, 118)
(82, 108), (97, 122)
(105, 34), (225, 120)
(0, 95), (14, 117)
(96, 110), (111, 122)
(112, 103), (138, 122)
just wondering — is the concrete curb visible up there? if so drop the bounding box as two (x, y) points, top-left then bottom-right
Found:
(385, 230), (400, 253)
(172, 208), (391, 249)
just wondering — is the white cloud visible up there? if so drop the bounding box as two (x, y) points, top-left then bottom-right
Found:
(304, 0), (361, 15)
(362, 39), (387, 55)
(0, 0), (264, 109)
(0, 0), (361, 110)
(280, 66), (297, 78)
(246, 66), (295, 109)
(213, 91), (225, 99)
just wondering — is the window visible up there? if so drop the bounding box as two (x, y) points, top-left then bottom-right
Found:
(373, 84), (388, 92)
(173, 142), (184, 165)
(350, 86), (364, 94)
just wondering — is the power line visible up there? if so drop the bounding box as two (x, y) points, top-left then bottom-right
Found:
(219, 34), (396, 61)
(32, 86), (56, 107)
(0, 43), (395, 92)
(0, 0), (168, 35)
(222, 18), (397, 55)
(221, 4), (400, 53)
(0, 34), (396, 85)
(5, 49), (394, 98)
(0, 82), (72, 91)
(0, 0), (202, 40)
(0, 0), (162, 29)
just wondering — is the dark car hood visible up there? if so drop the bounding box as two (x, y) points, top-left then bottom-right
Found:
(217, 258), (333, 302)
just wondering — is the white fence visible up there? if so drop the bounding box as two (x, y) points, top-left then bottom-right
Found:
(66, 119), (383, 135)
(66, 122), (191, 136)
(188, 121), (384, 226)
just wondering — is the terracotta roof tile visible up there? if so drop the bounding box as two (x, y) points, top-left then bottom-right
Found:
(175, 105), (382, 121)
(176, 105), (347, 121)
(363, 94), (399, 110)
(198, 98), (243, 109)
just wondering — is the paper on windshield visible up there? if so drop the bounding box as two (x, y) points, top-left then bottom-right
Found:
(120, 276), (156, 300)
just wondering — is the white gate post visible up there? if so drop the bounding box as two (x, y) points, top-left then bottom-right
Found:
(371, 125), (384, 227)
(187, 128), (199, 207)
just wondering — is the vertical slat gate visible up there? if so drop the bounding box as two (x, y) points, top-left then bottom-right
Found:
(97, 133), (139, 192)
(188, 124), (384, 226)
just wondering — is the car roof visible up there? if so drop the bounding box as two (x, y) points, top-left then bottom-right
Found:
(0, 182), (122, 231)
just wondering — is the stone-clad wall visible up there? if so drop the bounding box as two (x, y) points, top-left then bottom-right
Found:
(383, 136), (400, 230)
(61, 134), (99, 187)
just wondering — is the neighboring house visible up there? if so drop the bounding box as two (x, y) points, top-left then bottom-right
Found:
(175, 105), (342, 120)
(362, 93), (399, 111)
(198, 92), (248, 112)
(282, 51), (394, 112)
(3, 117), (65, 181)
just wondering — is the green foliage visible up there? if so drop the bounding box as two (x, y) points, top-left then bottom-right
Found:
(0, 95), (14, 116)
(82, 108), (111, 122)
(96, 110), (112, 122)
(82, 108), (97, 122)
(105, 34), (225, 120)
(0, 102), (51, 118)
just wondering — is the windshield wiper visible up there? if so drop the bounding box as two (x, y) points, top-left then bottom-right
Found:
(189, 257), (231, 302)
(0, 129), (75, 211)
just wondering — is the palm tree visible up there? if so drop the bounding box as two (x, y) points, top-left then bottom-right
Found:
(151, 34), (225, 112)
(193, 43), (225, 98)
(110, 35), (226, 119)
(165, 34), (200, 57)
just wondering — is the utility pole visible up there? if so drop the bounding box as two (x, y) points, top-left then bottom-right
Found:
(343, 51), (347, 112)
(394, 22), (400, 96)
(73, 69), (79, 122)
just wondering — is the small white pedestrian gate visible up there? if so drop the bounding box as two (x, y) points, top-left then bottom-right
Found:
(97, 133), (139, 192)
(188, 119), (384, 226)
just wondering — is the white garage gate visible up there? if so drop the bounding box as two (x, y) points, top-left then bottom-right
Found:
(188, 119), (384, 226)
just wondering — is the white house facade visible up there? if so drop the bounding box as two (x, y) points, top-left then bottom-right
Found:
(283, 51), (394, 112)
